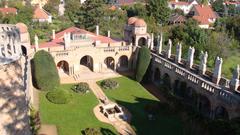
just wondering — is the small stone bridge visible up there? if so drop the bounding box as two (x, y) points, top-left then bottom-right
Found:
(143, 35), (240, 120)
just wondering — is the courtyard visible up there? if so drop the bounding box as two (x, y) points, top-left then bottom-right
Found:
(39, 77), (183, 135)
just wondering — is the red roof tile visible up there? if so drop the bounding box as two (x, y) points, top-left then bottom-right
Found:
(33, 6), (50, 19)
(0, 7), (17, 14)
(193, 5), (217, 19)
(36, 27), (121, 48)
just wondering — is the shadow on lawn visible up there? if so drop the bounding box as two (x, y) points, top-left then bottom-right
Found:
(113, 96), (183, 135)
(81, 127), (116, 135)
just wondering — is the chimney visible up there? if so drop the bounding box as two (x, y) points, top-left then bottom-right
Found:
(96, 25), (99, 36)
(52, 29), (55, 40)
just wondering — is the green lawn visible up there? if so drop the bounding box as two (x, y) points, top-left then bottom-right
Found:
(39, 84), (116, 135)
(99, 77), (183, 135)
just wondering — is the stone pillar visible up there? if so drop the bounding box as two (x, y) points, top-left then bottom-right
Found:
(166, 39), (172, 59)
(52, 29), (56, 40)
(107, 30), (110, 38)
(199, 51), (208, 75)
(150, 33), (154, 50)
(176, 43), (182, 63)
(64, 32), (70, 49)
(187, 46), (195, 69)
(230, 65), (240, 91)
(212, 57), (223, 84)
(96, 25), (99, 36)
(4, 43), (9, 57)
(34, 35), (39, 51)
(158, 33), (163, 54)
(0, 43), (3, 57)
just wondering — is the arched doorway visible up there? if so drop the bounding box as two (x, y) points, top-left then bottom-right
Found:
(57, 60), (69, 74)
(154, 68), (161, 85)
(21, 45), (27, 56)
(104, 57), (115, 70)
(138, 37), (147, 46)
(198, 95), (211, 118)
(80, 55), (93, 71)
(118, 55), (128, 71)
(215, 106), (229, 120)
(163, 73), (171, 90)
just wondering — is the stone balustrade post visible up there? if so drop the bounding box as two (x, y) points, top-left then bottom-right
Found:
(176, 43), (182, 63)
(199, 51), (208, 75)
(212, 57), (223, 84)
(187, 46), (195, 69)
(166, 39), (172, 59)
(230, 65), (240, 91)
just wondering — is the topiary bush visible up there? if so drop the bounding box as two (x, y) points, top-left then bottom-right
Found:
(46, 89), (71, 104)
(32, 50), (60, 91)
(135, 46), (151, 82)
(101, 79), (119, 89)
(72, 82), (90, 94)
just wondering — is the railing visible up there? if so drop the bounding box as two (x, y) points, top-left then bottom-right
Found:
(151, 52), (240, 104)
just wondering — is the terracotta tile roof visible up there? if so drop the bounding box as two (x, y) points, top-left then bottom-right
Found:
(33, 6), (50, 19)
(169, 1), (190, 5)
(224, 1), (240, 5)
(193, 5), (217, 19)
(193, 16), (210, 24)
(0, 7), (17, 14)
(16, 23), (28, 33)
(37, 27), (121, 48)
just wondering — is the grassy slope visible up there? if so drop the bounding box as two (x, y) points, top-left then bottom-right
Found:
(39, 84), (116, 135)
(99, 77), (183, 135)
(222, 50), (240, 78)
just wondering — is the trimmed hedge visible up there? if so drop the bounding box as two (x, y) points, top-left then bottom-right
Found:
(33, 50), (60, 91)
(72, 82), (90, 94)
(46, 89), (71, 104)
(135, 46), (151, 82)
(100, 79), (119, 89)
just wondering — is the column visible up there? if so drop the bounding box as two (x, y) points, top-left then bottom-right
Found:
(96, 25), (99, 36)
(158, 33), (163, 54)
(0, 43), (3, 57)
(230, 65), (239, 91)
(107, 30), (111, 38)
(166, 39), (172, 59)
(212, 57), (223, 84)
(52, 29), (56, 40)
(199, 51), (208, 75)
(176, 43), (182, 63)
(10, 38), (14, 56)
(187, 46), (195, 69)
(4, 43), (9, 57)
(150, 33), (154, 50)
(34, 35), (39, 51)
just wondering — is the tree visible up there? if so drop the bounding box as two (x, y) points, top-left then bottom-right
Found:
(135, 46), (151, 82)
(146, 0), (171, 24)
(78, 0), (107, 31)
(212, 0), (225, 15)
(33, 50), (60, 91)
(44, 0), (60, 17)
(65, 0), (81, 23)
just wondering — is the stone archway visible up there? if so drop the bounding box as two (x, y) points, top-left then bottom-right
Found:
(104, 57), (115, 70)
(57, 60), (69, 74)
(215, 106), (229, 120)
(163, 73), (171, 90)
(185, 87), (197, 105)
(80, 55), (94, 71)
(153, 68), (161, 85)
(198, 95), (211, 118)
(118, 55), (128, 71)
(138, 37), (147, 46)
(21, 45), (27, 56)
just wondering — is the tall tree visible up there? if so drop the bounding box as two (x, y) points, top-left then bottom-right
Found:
(146, 0), (171, 24)
(44, 0), (60, 17)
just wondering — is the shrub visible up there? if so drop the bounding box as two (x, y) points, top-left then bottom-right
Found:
(32, 50), (60, 91)
(82, 128), (102, 135)
(30, 107), (41, 135)
(72, 82), (90, 94)
(46, 89), (71, 104)
(135, 46), (151, 82)
(101, 79), (119, 89)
